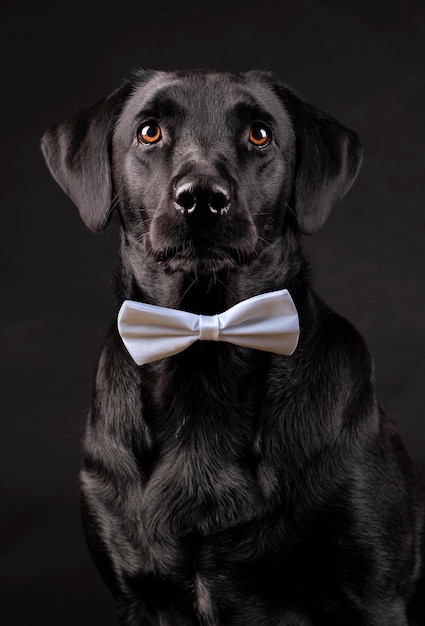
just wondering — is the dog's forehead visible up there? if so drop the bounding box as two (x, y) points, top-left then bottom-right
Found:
(120, 71), (291, 131)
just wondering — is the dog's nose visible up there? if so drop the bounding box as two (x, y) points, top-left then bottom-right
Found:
(174, 177), (231, 216)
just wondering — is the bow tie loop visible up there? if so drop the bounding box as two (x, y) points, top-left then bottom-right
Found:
(118, 289), (299, 365)
(199, 315), (221, 341)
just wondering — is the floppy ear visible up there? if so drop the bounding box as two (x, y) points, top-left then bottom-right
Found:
(283, 89), (363, 235)
(41, 86), (129, 232)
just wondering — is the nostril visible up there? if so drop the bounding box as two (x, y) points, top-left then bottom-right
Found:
(175, 187), (196, 213)
(209, 188), (230, 214)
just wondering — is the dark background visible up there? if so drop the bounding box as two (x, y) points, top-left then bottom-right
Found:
(1, 0), (424, 623)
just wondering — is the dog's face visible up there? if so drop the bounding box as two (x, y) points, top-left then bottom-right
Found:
(112, 71), (296, 274)
(41, 69), (363, 277)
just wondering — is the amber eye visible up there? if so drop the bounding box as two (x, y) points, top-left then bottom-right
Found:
(137, 122), (162, 144)
(248, 124), (271, 147)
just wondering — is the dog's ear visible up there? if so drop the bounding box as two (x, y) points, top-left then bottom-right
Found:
(41, 86), (129, 232)
(281, 88), (363, 235)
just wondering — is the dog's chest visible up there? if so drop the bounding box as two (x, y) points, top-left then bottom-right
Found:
(141, 417), (260, 530)
(139, 351), (269, 534)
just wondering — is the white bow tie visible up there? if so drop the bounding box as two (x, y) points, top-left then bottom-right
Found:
(117, 289), (299, 365)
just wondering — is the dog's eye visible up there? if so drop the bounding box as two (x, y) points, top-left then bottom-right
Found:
(137, 122), (162, 145)
(248, 124), (271, 148)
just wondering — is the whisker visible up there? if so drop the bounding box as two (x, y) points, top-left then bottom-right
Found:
(110, 194), (120, 211)
(285, 202), (299, 224)
(178, 276), (198, 306)
(136, 232), (150, 243)
(257, 236), (272, 246)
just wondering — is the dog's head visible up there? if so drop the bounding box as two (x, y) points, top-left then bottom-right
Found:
(41, 69), (362, 276)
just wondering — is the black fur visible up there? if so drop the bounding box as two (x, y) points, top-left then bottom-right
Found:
(42, 69), (425, 625)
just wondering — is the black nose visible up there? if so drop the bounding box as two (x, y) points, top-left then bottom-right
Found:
(174, 177), (231, 216)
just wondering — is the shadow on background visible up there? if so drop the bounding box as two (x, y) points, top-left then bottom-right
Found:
(1, 0), (424, 624)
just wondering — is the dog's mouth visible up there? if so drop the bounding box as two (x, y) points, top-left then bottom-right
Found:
(153, 242), (255, 274)
(147, 204), (259, 275)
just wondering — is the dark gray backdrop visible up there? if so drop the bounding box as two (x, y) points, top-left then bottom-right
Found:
(1, 0), (424, 624)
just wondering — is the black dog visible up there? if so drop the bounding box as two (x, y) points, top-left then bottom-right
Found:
(41, 69), (425, 625)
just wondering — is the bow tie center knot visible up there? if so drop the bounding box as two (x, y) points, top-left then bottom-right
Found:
(198, 314), (220, 342)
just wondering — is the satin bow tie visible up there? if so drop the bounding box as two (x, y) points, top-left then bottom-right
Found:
(117, 289), (299, 366)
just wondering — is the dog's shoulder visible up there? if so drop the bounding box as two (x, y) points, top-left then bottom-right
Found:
(294, 292), (375, 391)
(264, 293), (379, 445)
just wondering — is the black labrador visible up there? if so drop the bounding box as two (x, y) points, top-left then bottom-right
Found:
(41, 69), (425, 625)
